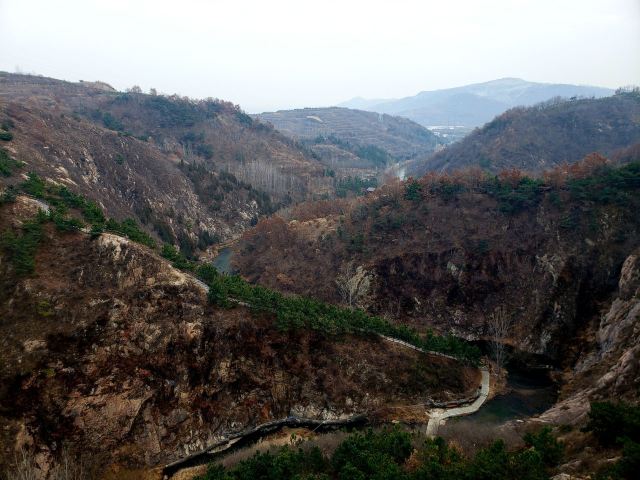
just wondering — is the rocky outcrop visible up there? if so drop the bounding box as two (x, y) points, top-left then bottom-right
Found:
(0, 208), (477, 472)
(540, 249), (640, 425)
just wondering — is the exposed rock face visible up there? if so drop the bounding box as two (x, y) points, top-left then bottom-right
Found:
(540, 249), (640, 425)
(234, 183), (640, 367)
(0, 206), (477, 471)
(0, 72), (330, 250)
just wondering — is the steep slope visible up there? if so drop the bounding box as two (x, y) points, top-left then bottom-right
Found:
(233, 157), (640, 374)
(407, 91), (640, 176)
(340, 78), (614, 128)
(256, 107), (439, 174)
(0, 197), (477, 474)
(0, 72), (331, 253)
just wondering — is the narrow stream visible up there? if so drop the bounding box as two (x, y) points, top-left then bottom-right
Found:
(212, 247), (234, 274)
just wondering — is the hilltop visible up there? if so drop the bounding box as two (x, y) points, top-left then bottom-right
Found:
(406, 90), (640, 176)
(256, 107), (440, 181)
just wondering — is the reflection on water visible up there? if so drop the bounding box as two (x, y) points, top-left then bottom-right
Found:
(213, 247), (234, 274)
(452, 369), (557, 426)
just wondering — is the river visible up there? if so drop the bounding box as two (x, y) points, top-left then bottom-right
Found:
(448, 366), (557, 427)
(212, 247), (234, 274)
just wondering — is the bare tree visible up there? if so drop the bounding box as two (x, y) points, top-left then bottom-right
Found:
(4, 448), (39, 480)
(335, 262), (371, 308)
(4, 448), (87, 480)
(487, 307), (512, 373)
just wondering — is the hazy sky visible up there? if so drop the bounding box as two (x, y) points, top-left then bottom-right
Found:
(1, 0), (639, 112)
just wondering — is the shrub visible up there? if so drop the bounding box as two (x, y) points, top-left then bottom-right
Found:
(0, 212), (46, 276)
(161, 244), (194, 270)
(195, 427), (560, 480)
(0, 148), (22, 176)
(1, 185), (18, 204)
(568, 161), (640, 206)
(102, 112), (124, 131)
(200, 273), (481, 363)
(336, 176), (377, 198)
(50, 209), (84, 232)
(355, 144), (392, 167)
(0, 130), (12, 141)
(583, 401), (640, 447)
(523, 426), (564, 467)
(484, 175), (544, 214)
(105, 218), (155, 248)
(332, 428), (413, 475)
(404, 180), (422, 201)
(195, 143), (214, 159)
(21, 172), (46, 197)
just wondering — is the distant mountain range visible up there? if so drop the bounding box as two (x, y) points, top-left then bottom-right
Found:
(339, 78), (614, 128)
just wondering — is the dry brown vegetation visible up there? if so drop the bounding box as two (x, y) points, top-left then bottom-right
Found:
(407, 91), (640, 176)
(233, 155), (640, 373)
(0, 72), (333, 254)
(0, 200), (477, 473)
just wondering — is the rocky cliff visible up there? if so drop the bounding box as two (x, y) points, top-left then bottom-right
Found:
(0, 197), (476, 474)
(233, 159), (640, 371)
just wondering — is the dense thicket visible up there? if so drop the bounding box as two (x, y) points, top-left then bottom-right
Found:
(195, 427), (563, 480)
(583, 401), (640, 479)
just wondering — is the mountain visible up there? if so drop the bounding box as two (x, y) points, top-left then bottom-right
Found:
(0, 194), (477, 474)
(339, 78), (614, 128)
(255, 107), (439, 175)
(232, 158), (640, 478)
(406, 90), (640, 176)
(0, 72), (332, 255)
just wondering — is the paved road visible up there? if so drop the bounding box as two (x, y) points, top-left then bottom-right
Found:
(426, 368), (491, 436)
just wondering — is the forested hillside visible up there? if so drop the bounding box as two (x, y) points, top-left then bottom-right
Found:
(256, 107), (439, 175)
(407, 90), (640, 176)
(0, 73), (331, 256)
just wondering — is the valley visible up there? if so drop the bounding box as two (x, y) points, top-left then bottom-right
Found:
(1, 73), (639, 480)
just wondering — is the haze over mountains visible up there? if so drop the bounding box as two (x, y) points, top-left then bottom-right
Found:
(339, 78), (614, 128)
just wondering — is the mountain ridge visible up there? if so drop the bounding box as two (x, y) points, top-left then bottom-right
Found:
(339, 78), (614, 128)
